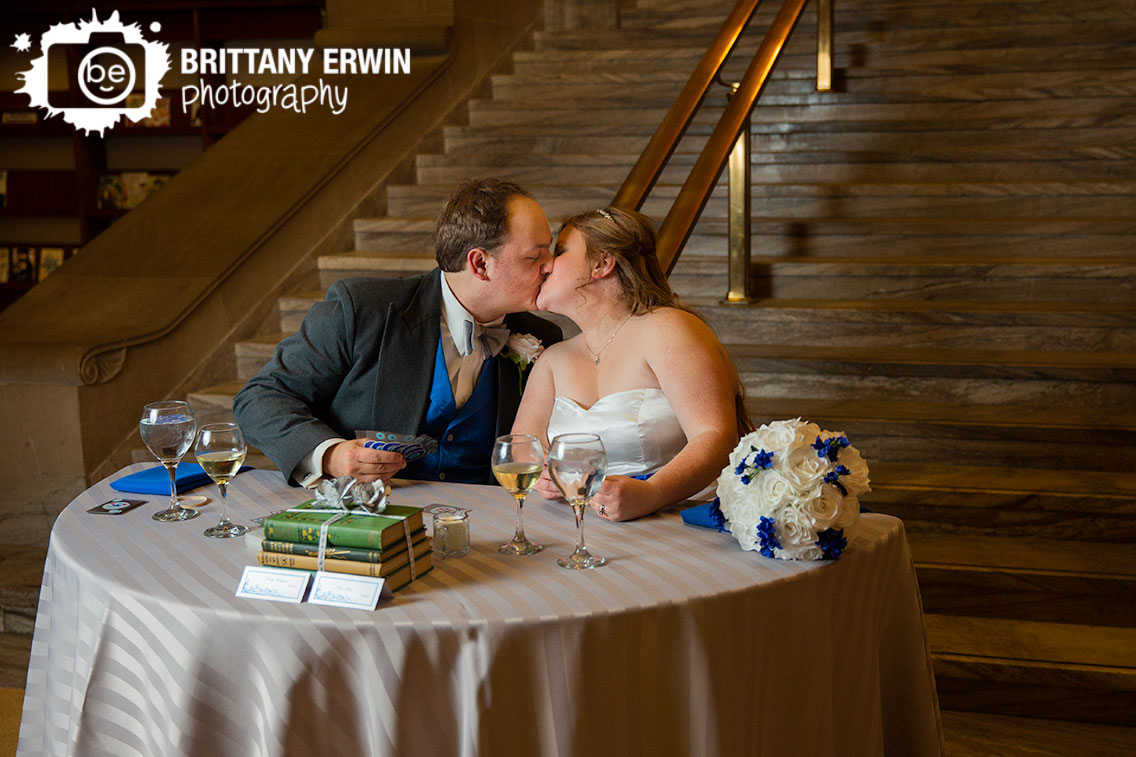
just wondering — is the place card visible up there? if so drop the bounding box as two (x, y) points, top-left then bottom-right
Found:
(235, 565), (311, 604)
(308, 570), (391, 611)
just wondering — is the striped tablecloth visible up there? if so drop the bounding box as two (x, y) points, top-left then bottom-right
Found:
(19, 464), (943, 756)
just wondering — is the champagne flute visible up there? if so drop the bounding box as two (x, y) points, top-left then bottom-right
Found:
(492, 434), (545, 555)
(547, 433), (608, 569)
(140, 400), (199, 522)
(195, 423), (248, 539)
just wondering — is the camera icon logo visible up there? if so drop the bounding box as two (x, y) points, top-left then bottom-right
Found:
(16, 10), (170, 135)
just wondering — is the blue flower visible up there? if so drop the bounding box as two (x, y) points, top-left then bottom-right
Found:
(735, 449), (774, 484)
(816, 528), (847, 560)
(823, 465), (850, 496)
(707, 497), (727, 531)
(756, 516), (781, 558)
(812, 435), (851, 462)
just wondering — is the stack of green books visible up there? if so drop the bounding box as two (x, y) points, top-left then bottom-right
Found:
(259, 502), (432, 590)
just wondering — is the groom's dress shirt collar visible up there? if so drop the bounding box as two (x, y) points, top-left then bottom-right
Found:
(440, 272), (506, 357)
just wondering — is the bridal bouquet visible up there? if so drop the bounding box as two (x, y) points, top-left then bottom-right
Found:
(713, 419), (870, 560)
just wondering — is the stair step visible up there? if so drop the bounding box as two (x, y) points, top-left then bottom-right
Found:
(533, 22), (1136, 54)
(420, 154), (1136, 186)
(744, 397), (1136, 473)
(353, 217), (436, 252)
(940, 709), (1136, 757)
(317, 251), (435, 288)
(388, 181), (1136, 221)
(912, 532), (1136, 628)
(491, 68), (1136, 105)
(442, 126), (1136, 164)
(927, 615), (1136, 726)
(697, 298), (1136, 351)
(870, 463), (1136, 542)
(512, 43), (1134, 78)
(745, 256), (1136, 302)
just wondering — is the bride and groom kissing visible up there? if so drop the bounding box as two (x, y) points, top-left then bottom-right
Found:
(233, 178), (749, 522)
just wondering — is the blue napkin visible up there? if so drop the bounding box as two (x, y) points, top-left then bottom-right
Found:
(681, 501), (729, 531)
(111, 462), (251, 495)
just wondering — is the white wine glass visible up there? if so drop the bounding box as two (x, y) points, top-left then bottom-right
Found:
(140, 400), (199, 522)
(547, 433), (608, 569)
(492, 434), (544, 555)
(195, 423), (248, 539)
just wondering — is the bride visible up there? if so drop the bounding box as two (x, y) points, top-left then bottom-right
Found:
(511, 207), (751, 521)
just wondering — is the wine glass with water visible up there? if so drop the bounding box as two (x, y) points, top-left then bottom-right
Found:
(547, 433), (608, 569)
(140, 400), (199, 522)
(492, 434), (545, 555)
(195, 423), (248, 538)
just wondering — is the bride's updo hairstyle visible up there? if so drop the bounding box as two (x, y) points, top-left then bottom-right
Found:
(561, 206), (755, 434)
(559, 206), (683, 315)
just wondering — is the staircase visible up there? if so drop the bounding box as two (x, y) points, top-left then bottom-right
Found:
(187, 0), (1136, 734)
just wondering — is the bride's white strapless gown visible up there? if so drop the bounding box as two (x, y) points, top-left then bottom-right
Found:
(546, 388), (687, 477)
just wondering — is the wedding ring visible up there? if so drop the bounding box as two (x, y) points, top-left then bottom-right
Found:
(600, 504), (607, 516)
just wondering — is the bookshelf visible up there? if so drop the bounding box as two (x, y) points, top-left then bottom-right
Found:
(0, 1), (322, 308)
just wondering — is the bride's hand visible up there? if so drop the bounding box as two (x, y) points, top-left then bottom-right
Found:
(534, 466), (563, 502)
(591, 476), (655, 522)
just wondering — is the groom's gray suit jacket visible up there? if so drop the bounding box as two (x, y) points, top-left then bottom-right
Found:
(233, 269), (561, 485)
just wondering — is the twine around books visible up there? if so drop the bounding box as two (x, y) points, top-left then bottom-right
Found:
(294, 476), (418, 577)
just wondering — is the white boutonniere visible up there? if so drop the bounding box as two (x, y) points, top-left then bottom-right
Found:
(503, 333), (544, 393)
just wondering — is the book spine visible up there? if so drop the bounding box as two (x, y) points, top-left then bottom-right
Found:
(256, 550), (432, 583)
(262, 540), (389, 563)
(263, 513), (424, 550)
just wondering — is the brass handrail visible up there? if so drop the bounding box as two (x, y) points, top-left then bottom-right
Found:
(611, 0), (764, 210)
(611, 0), (827, 282)
(656, 0), (811, 275)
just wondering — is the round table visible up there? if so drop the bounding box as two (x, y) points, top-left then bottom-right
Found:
(19, 465), (943, 756)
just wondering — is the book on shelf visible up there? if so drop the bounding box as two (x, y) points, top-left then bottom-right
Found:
(125, 94), (171, 127)
(257, 534), (433, 580)
(37, 247), (64, 281)
(9, 247), (35, 283)
(0, 248), (8, 284)
(262, 527), (427, 563)
(263, 502), (425, 550)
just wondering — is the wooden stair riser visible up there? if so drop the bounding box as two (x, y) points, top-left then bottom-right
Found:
(739, 371), (1135, 409)
(533, 22), (1136, 54)
(442, 128), (1136, 163)
(917, 567), (1136, 627)
(419, 157), (1136, 187)
(932, 657), (1136, 727)
(511, 43), (1135, 79)
(896, 503), (1136, 543)
(387, 189), (1136, 222)
(705, 309), (1136, 352)
(491, 69), (1136, 105)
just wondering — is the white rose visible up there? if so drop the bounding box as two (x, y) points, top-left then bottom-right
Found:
(833, 495), (860, 531)
(781, 443), (830, 492)
(506, 333), (544, 364)
(804, 484), (842, 530)
(754, 469), (794, 510)
(836, 446), (871, 497)
(776, 505), (817, 549)
(750, 419), (803, 456)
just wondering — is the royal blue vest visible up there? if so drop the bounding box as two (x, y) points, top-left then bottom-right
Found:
(401, 339), (498, 484)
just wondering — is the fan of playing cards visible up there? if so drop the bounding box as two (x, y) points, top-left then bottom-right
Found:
(355, 430), (439, 462)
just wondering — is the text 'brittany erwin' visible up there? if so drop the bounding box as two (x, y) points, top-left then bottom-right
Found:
(179, 48), (412, 77)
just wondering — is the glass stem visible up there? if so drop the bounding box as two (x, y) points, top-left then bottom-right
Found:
(164, 462), (180, 513)
(513, 494), (527, 542)
(574, 503), (587, 555)
(217, 482), (230, 526)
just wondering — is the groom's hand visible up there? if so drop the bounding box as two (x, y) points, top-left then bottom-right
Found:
(323, 439), (407, 481)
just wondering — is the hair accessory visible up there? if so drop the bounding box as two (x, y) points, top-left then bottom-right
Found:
(595, 208), (614, 222)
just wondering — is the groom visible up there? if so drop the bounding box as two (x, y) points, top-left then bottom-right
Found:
(233, 178), (561, 486)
